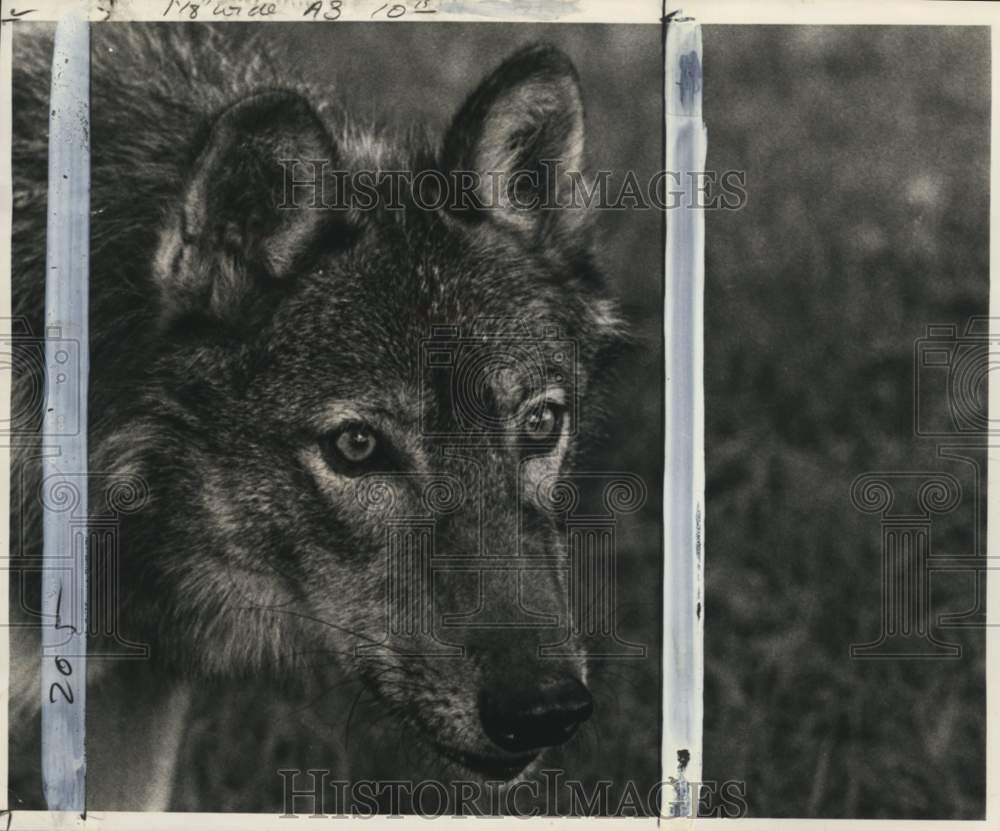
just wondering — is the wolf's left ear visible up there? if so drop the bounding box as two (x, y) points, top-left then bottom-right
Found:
(154, 91), (344, 326)
(442, 43), (585, 240)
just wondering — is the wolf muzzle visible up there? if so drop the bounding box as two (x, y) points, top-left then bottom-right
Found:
(479, 674), (593, 754)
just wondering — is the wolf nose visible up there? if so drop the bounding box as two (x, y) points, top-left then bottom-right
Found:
(480, 676), (593, 753)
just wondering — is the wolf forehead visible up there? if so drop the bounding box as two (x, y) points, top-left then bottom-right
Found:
(247, 240), (593, 411)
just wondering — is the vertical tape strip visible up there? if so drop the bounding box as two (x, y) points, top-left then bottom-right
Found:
(41, 12), (90, 814)
(0, 14), (14, 812)
(663, 13), (706, 820)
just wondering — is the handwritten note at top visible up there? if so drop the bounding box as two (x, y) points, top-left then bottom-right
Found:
(160, 0), (438, 21)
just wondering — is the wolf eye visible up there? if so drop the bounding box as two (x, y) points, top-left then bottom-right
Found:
(522, 403), (565, 451)
(321, 422), (383, 474)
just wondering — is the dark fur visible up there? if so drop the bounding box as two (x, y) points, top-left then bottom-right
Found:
(11, 23), (622, 807)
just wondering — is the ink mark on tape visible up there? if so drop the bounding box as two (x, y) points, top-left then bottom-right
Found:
(677, 50), (702, 108)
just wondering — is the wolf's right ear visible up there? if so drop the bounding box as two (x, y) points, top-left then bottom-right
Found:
(441, 43), (585, 242)
(154, 91), (344, 326)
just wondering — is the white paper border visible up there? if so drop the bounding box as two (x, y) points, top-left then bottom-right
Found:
(0, 0), (996, 827)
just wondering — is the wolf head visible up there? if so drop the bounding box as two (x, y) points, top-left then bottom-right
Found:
(104, 43), (622, 780)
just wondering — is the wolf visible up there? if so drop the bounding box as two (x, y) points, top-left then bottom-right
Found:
(10, 23), (625, 811)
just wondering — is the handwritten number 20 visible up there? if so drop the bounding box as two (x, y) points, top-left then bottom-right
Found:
(48, 656), (74, 704)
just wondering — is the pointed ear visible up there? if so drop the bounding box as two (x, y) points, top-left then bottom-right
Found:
(441, 43), (585, 239)
(154, 91), (343, 325)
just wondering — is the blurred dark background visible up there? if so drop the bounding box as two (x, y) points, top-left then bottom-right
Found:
(702, 25), (988, 819)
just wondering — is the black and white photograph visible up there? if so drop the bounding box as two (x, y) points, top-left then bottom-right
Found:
(0, 0), (995, 824)
(8, 7), (665, 817)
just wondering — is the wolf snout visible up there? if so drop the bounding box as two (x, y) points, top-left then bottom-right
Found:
(479, 675), (593, 754)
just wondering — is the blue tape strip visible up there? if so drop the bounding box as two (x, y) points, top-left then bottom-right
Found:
(41, 12), (90, 814)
